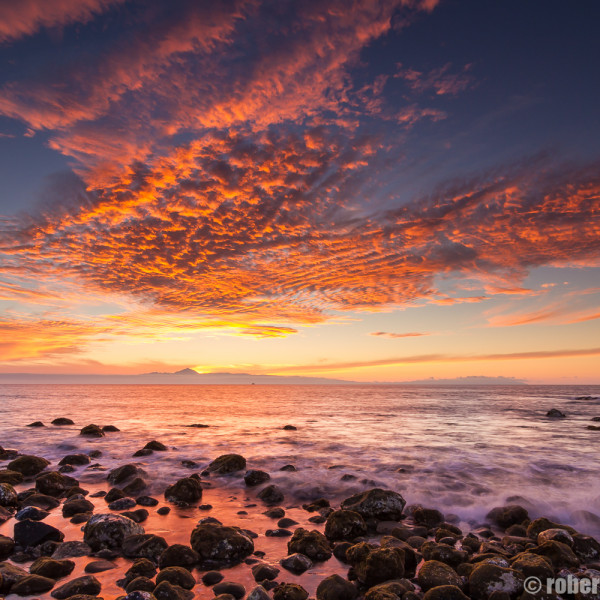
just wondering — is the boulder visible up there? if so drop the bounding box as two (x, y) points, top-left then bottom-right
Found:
(36, 471), (78, 497)
(247, 586), (271, 600)
(144, 441), (167, 451)
(257, 484), (284, 505)
(341, 488), (406, 520)
(413, 507), (445, 528)
(107, 464), (142, 485)
(8, 455), (50, 476)
(0, 482), (18, 506)
(346, 544), (404, 586)
(244, 470), (271, 487)
(164, 477), (202, 504)
(52, 418), (75, 425)
(122, 533), (168, 561)
(486, 505), (529, 529)
(0, 562), (29, 594)
(62, 497), (94, 517)
(280, 553), (313, 574)
(417, 560), (462, 591)
(0, 533), (15, 559)
(21, 492), (60, 510)
(546, 409), (566, 418)
(423, 586), (470, 600)
(158, 544), (200, 569)
(155, 566), (196, 589)
(208, 454), (247, 474)
(14, 519), (64, 546)
(51, 575), (101, 599)
(325, 509), (367, 541)
(83, 513), (144, 550)
(30, 556), (75, 579)
(0, 469), (24, 484)
(10, 574), (56, 595)
(529, 540), (579, 568)
(190, 522), (254, 568)
(59, 454), (90, 466)
(213, 581), (246, 599)
(80, 424), (104, 437)
(273, 583), (309, 600)
(468, 563), (524, 599)
(251, 563), (280, 581)
(316, 574), (358, 600)
(287, 527), (332, 561)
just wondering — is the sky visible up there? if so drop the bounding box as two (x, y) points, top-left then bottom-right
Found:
(0, 0), (599, 383)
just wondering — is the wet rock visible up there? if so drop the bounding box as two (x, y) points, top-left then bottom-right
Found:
(144, 440), (167, 451)
(164, 476), (202, 504)
(417, 560), (463, 591)
(52, 418), (74, 425)
(159, 544), (200, 569)
(157, 506), (171, 515)
(63, 497), (95, 517)
(80, 424), (105, 437)
(134, 449), (153, 457)
(257, 484), (284, 505)
(109, 497), (137, 510)
(123, 508), (150, 523)
(468, 563), (524, 599)
(123, 533), (168, 561)
(316, 574), (357, 600)
(27, 421), (45, 427)
(251, 563), (280, 581)
(287, 527), (332, 561)
(529, 539), (579, 568)
(14, 519), (65, 547)
(36, 471), (78, 497)
(213, 581), (246, 598)
(201, 570), (224, 585)
(105, 487), (127, 503)
(414, 507), (445, 528)
(0, 469), (24, 484)
(486, 505), (529, 529)
(123, 477), (148, 496)
(325, 509), (367, 541)
(208, 454), (247, 474)
(572, 533), (600, 560)
(190, 522), (254, 568)
(247, 586), (271, 600)
(266, 528), (292, 537)
(280, 552), (313, 574)
(509, 553), (554, 580)
(0, 505), (11, 523)
(155, 566), (196, 590)
(364, 581), (413, 600)
(153, 580), (193, 600)
(526, 517), (576, 540)
(283, 425), (297, 430)
(11, 574), (56, 595)
(8, 455), (50, 476)
(0, 482), (18, 506)
(244, 470), (271, 487)
(422, 585), (470, 600)
(126, 591), (158, 600)
(0, 562), (29, 593)
(341, 488), (406, 520)
(107, 464), (142, 485)
(51, 575), (101, 599)
(85, 559), (116, 573)
(137, 496), (159, 507)
(537, 528), (574, 546)
(421, 541), (468, 568)
(273, 583), (309, 600)
(280, 464), (296, 472)
(546, 409), (566, 418)
(59, 454), (91, 466)
(347, 543), (405, 586)
(52, 541), (92, 559)
(124, 558), (158, 583)
(126, 576), (156, 593)
(83, 513), (145, 551)
(30, 556), (76, 579)
(102, 425), (120, 432)
(0, 533), (15, 559)
(21, 492), (61, 510)
(264, 507), (285, 519)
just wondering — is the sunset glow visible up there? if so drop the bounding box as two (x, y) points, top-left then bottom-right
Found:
(0, 0), (599, 382)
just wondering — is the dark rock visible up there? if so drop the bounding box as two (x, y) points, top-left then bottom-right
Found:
(421, 541), (468, 568)
(144, 440), (167, 451)
(157, 506), (171, 515)
(422, 585), (470, 600)
(201, 570), (224, 585)
(134, 449), (153, 457)
(11, 574), (56, 595)
(546, 409), (566, 418)
(303, 498), (330, 512)
(27, 421), (45, 427)
(266, 528), (292, 537)
(364, 581), (413, 600)
(8, 455), (50, 476)
(123, 477), (148, 496)
(325, 509), (367, 541)
(137, 496), (159, 507)
(107, 464), (142, 485)
(123, 533), (168, 561)
(247, 586), (271, 600)
(213, 581), (246, 599)
(280, 552), (313, 574)
(109, 497), (137, 511)
(156, 566), (196, 590)
(105, 487), (127, 503)
(153, 580), (193, 600)
(208, 454), (247, 474)
(280, 464), (296, 472)
(190, 522), (254, 568)
(85, 559), (116, 573)
(572, 533), (600, 560)
(122, 508), (149, 523)
(52, 541), (92, 559)
(14, 519), (64, 547)
(278, 517), (298, 528)
(244, 470), (271, 487)
(346, 543), (404, 586)
(417, 560), (462, 591)
(159, 544), (200, 569)
(316, 574), (358, 600)
(0, 482), (18, 506)
(529, 539), (579, 568)
(287, 528), (332, 561)
(63, 497), (95, 517)
(125, 592), (158, 600)
(21, 492), (60, 510)
(283, 425), (297, 430)
(0, 533), (15, 559)
(30, 556), (75, 579)
(102, 425), (120, 432)
(341, 488), (406, 520)
(414, 506), (444, 528)
(251, 563), (279, 581)
(509, 552), (553, 580)
(59, 454), (91, 466)
(52, 418), (75, 425)
(264, 507), (285, 519)
(526, 517), (576, 540)
(51, 575), (102, 599)
(486, 505), (529, 529)
(0, 469), (24, 484)
(126, 576), (156, 593)
(124, 558), (157, 582)
(80, 424), (105, 437)
(83, 513), (145, 550)
(0, 562), (29, 593)
(537, 528), (574, 546)
(164, 477), (202, 504)
(36, 471), (78, 497)
(273, 583), (309, 600)
(257, 484), (284, 505)
(469, 563), (524, 599)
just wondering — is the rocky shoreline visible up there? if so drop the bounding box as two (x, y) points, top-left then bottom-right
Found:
(1, 422), (600, 600)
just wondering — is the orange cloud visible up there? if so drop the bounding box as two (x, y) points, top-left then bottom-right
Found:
(370, 331), (430, 338)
